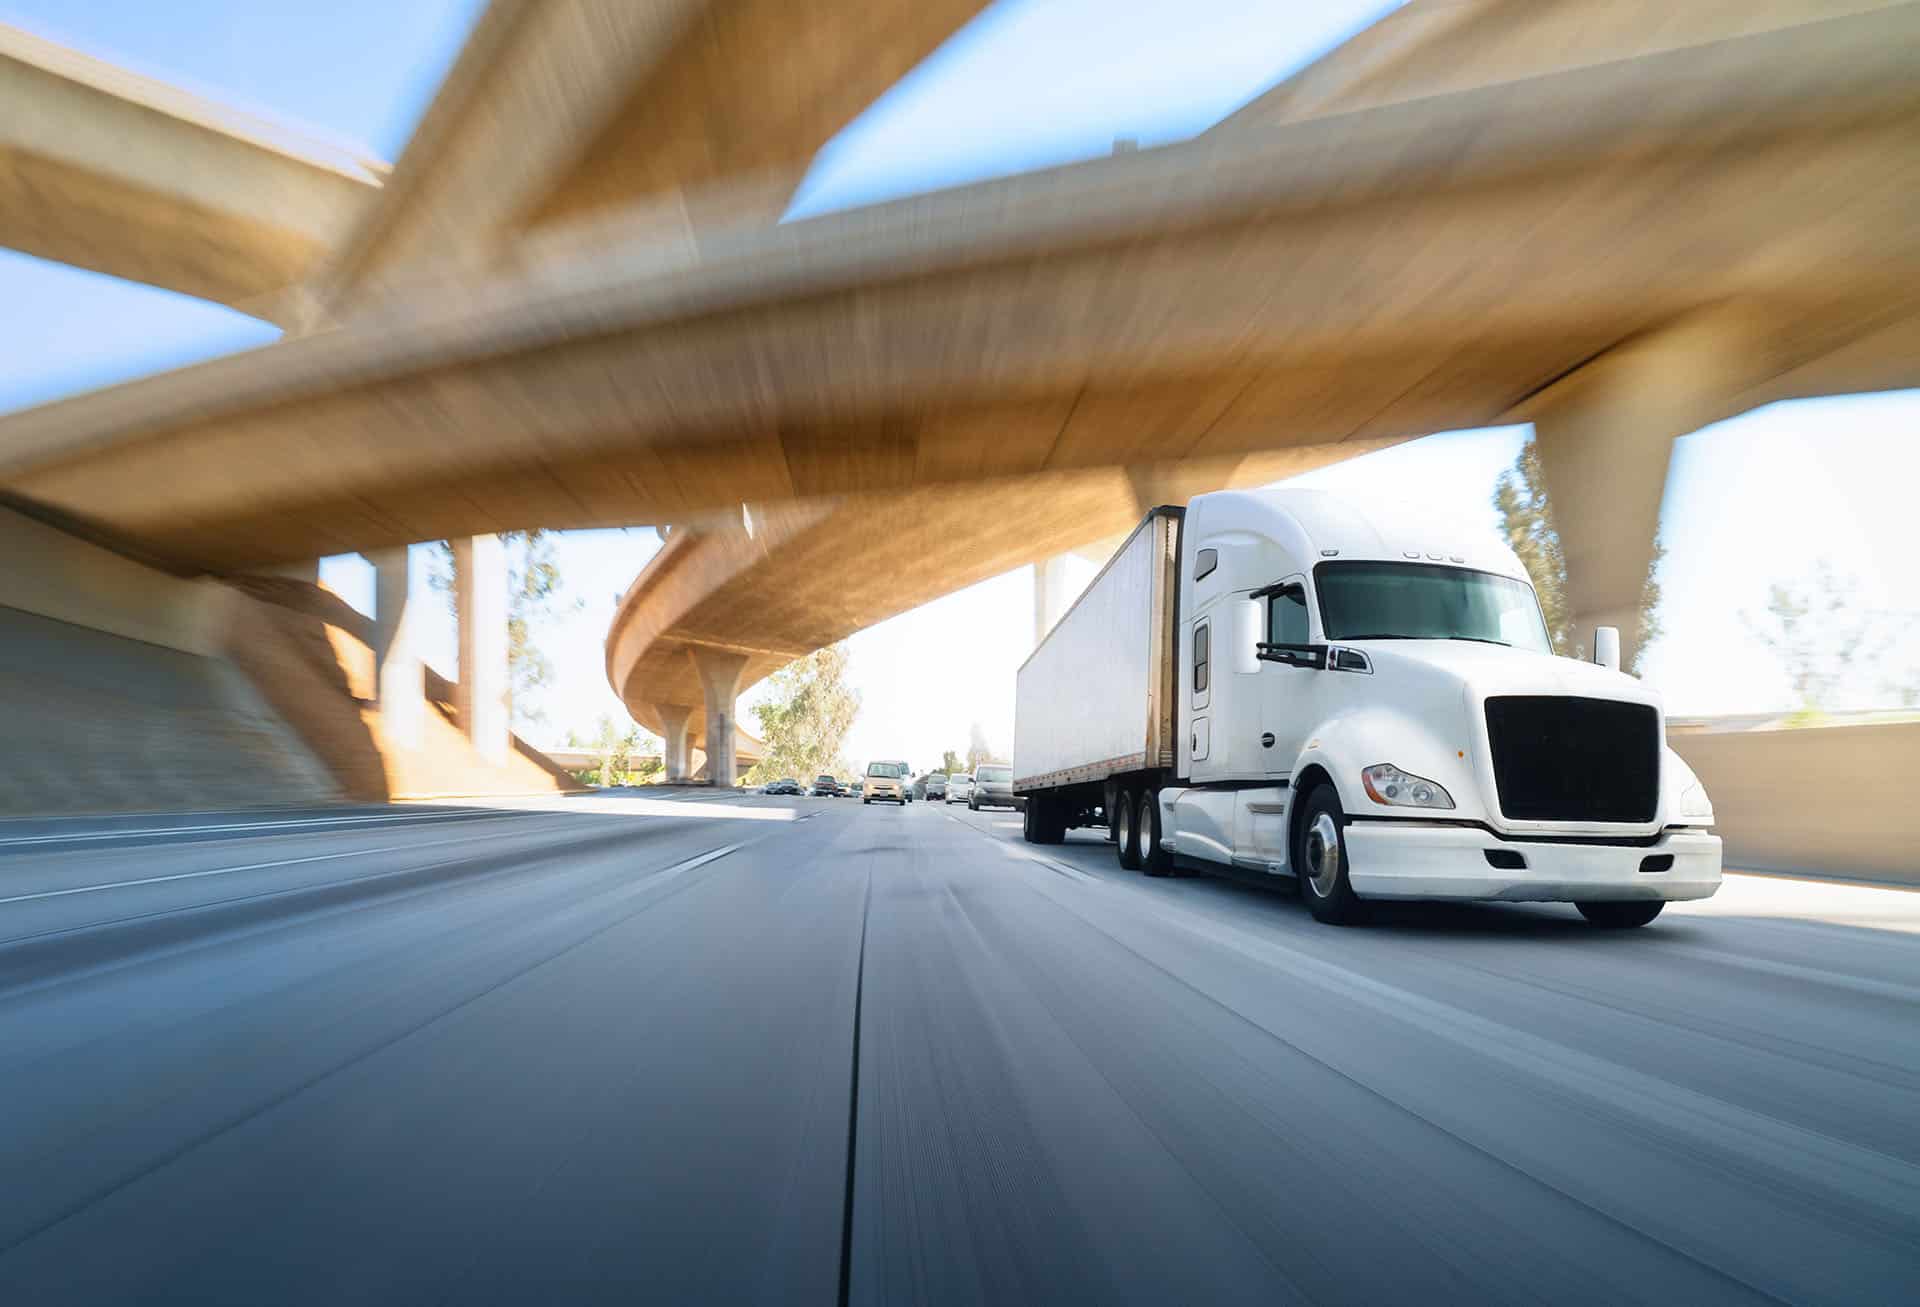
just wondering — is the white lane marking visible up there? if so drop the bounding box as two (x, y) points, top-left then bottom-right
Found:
(643, 842), (743, 889)
(0, 821), (576, 906)
(998, 837), (1096, 883)
(0, 809), (517, 850)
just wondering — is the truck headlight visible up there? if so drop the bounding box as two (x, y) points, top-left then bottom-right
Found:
(1362, 763), (1455, 810)
(1679, 781), (1714, 820)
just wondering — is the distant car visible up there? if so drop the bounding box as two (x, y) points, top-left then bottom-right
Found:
(946, 772), (974, 805)
(924, 772), (948, 801)
(969, 764), (1019, 811)
(810, 774), (841, 797)
(864, 760), (909, 805)
(762, 778), (803, 796)
(849, 779), (865, 799)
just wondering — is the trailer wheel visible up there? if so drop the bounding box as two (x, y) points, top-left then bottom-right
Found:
(1295, 784), (1365, 925)
(1024, 795), (1064, 845)
(1576, 900), (1664, 928)
(1140, 790), (1174, 877)
(1116, 788), (1143, 869)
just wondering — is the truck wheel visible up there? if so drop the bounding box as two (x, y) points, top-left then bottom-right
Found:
(1577, 900), (1664, 928)
(1140, 790), (1174, 877)
(1295, 784), (1365, 925)
(1024, 796), (1061, 844)
(1116, 788), (1143, 869)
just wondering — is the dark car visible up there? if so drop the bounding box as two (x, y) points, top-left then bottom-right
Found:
(810, 774), (841, 797)
(969, 764), (1020, 811)
(762, 778), (802, 796)
(924, 772), (949, 801)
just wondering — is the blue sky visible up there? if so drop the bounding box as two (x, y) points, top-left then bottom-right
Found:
(3, 0), (1917, 757)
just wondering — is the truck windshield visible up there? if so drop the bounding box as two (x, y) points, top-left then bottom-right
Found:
(1314, 561), (1552, 654)
(867, 762), (905, 778)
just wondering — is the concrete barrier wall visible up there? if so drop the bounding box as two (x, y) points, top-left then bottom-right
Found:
(0, 507), (219, 654)
(1671, 723), (1920, 887)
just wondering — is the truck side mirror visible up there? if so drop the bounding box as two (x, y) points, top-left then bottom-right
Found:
(1233, 599), (1262, 675)
(1593, 625), (1621, 672)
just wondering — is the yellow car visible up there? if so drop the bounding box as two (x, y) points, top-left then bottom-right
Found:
(863, 760), (909, 804)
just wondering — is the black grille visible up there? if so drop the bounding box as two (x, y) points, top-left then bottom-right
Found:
(1483, 696), (1659, 823)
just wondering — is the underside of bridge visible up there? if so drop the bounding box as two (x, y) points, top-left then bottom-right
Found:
(0, 1), (1917, 798)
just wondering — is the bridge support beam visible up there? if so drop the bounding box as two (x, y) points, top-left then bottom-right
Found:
(453, 534), (509, 766)
(652, 703), (695, 782)
(1529, 313), (1760, 672)
(366, 547), (423, 750)
(692, 650), (750, 788)
(257, 558), (320, 583)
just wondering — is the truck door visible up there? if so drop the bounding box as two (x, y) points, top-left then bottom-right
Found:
(1259, 579), (1314, 779)
(1188, 614), (1212, 770)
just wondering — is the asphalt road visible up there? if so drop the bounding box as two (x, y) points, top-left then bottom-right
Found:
(0, 792), (1915, 1304)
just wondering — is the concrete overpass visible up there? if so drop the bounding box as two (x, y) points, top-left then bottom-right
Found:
(0, 0), (984, 806)
(0, 23), (381, 324)
(1, 1), (1918, 814)
(592, 0), (1920, 776)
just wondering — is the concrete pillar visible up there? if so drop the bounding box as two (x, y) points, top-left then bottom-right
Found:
(653, 703), (694, 782)
(692, 649), (750, 787)
(1034, 555), (1076, 647)
(1529, 313), (1760, 671)
(453, 535), (510, 766)
(366, 546), (423, 749)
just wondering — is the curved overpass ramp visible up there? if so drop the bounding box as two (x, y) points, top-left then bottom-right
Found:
(605, 450), (1398, 779)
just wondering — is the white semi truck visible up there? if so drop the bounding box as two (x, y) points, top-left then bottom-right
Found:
(1013, 489), (1722, 927)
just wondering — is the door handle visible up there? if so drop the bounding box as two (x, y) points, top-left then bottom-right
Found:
(1261, 732), (1275, 748)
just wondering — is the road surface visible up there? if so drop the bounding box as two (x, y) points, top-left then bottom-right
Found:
(0, 793), (1915, 1303)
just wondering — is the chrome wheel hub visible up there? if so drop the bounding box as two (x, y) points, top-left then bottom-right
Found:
(1304, 812), (1342, 898)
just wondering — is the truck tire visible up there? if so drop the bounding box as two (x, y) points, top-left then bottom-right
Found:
(1576, 900), (1664, 928)
(1295, 784), (1365, 925)
(1024, 795), (1064, 844)
(1140, 790), (1174, 877)
(1116, 787), (1143, 869)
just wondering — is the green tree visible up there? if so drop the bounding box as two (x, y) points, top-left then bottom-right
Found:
(1492, 437), (1664, 674)
(743, 644), (861, 786)
(430, 531), (584, 728)
(940, 749), (964, 777)
(1741, 561), (1912, 721)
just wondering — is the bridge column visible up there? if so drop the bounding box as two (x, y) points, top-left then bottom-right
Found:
(1529, 312), (1759, 671)
(1033, 555), (1076, 647)
(453, 535), (510, 765)
(652, 704), (694, 782)
(692, 650), (750, 787)
(366, 547), (423, 750)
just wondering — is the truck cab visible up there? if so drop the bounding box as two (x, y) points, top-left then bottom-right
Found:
(1019, 488), (1721, 928)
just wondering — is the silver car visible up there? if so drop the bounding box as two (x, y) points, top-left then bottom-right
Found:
(945, 772), (973, 805)
(969, 764), (1019, 811)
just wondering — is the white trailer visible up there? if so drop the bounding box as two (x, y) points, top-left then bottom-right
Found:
(1014, 510), (1179, 794)
(1014, 488), (1722, 928)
